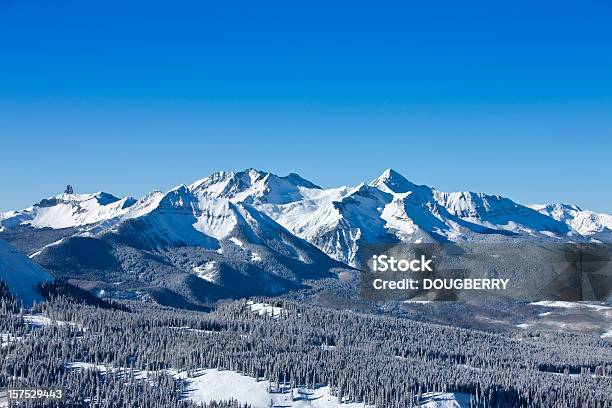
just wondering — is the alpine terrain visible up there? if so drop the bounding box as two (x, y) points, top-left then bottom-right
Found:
(1, 169), (610, 308)
(1, 170), (612, 408)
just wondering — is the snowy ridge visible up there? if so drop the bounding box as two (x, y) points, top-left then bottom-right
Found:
(247, 169), (581, 265)
(529, 203), (612, 242)
(0, 191), (137, 229)
(190, 168), (322, 205)
(197, 168), (585, 265)
(4, 179), (342, 304)
(1, 169), (609, 270)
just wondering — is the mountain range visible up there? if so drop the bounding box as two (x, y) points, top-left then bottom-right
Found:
(1, 169), (610, 307)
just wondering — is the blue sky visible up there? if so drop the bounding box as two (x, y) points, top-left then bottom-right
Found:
(1, 0), (611, 212)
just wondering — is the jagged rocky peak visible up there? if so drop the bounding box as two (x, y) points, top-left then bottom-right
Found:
(530, 202), (612, 238)
(369, 169), (421, 194)
(188, 168), (322, 204)
(44, 184), (121, 206)
(190, 169), (258, 195)
(157, 184), (198, 208)
(532, 203), (582, 214)
(282, 172), (321, 189)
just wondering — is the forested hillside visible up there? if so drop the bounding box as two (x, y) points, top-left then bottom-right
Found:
(1, 281), (610, 407)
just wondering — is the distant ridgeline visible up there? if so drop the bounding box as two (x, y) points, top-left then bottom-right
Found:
(0, 169), (610, 307)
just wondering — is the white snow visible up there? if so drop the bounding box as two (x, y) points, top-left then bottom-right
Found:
(182, 369), (374, 408)
(602, 329), (612, 338)
(0, 192), (138, 229)
(230, 237), (245, 248)
(190, 169), (327, 206)
(22, 314), (83, 329)
(247, 301), (284, 317)
(2, 168), (610, 275)
(65, 363), (375, 408)
(530, 203), (612, 240)
(2, 313), (81, 348)
(23, 314), (52, 326)
(168, 326), (214, 335)
(419, 392), (472, 408)
(192, 198), (238, 240)
(192, 261), (216, 282)
(380, 195), (418, 237)
(1, 333), (23, 348)
(28, 238), (65, 258)
(66, 361), (109, 372)
(247, 169), (583, 266)
(0, 240), (53, 307)
(531, 301), (612, 311)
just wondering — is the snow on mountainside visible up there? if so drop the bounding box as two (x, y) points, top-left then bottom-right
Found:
(529, 203), (612, 242)
(0, 186), (137, 229)
(190, 168), (322, 204)
(93, 183), (338, 269)
(3, 180), (343, 306)
(0, 169), (606, 272)
(187, 168), (580, 266)
(0, 239), (53, 306)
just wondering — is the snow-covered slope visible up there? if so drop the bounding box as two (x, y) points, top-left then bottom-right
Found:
(0, 169), (602, 273)
(182, 368), (468, 407)
(0, 186), (137, 229)
(91, 184), (338, 267)
(0, 239), (53, 306)
(199, 169), (579, 266)
(12, 182), (342, 306)
(190, 168), (322, 205)
(373, 170), (574, 239)
(530, 203), (612, 242)
(181, 368), (375, 408)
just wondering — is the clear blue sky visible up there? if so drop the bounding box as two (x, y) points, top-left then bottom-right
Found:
(1, 0), (611, 212)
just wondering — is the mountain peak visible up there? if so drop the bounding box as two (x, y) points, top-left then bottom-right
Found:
(551, 203), (582, 212)
(281, 172), (321, 189)
(381, 168), (400, 177)
(189, 169), (321, 204)
(370, 169), (419, 193)
(529, 203), (583, 215)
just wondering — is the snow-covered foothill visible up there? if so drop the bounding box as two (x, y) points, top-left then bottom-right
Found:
(0, 240), (53, 307)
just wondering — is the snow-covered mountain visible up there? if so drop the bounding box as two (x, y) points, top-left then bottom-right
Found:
(0, 239), (53, 306)
(529, 203), (612, 243)
(1, 168), (609, 304)
(185, 168), (583, 265)
(0, 186), (138, 230)
(189, 168), (322, 205)
(1, 179), (343, 307)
